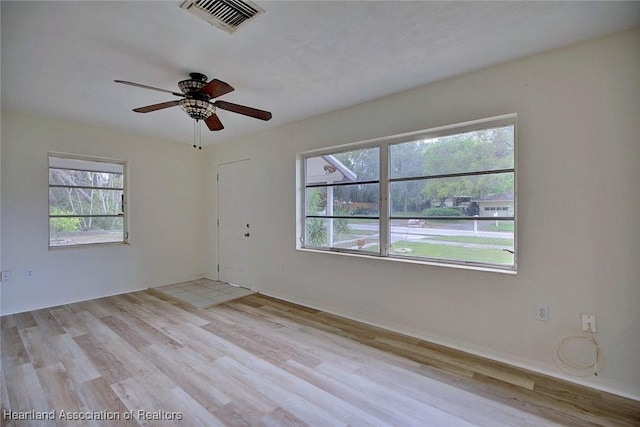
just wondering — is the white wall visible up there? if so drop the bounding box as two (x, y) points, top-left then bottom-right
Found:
(1, 113), (206, 314)
(205, 29), (640, 398)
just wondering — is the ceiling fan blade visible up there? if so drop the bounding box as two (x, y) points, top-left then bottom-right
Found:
(115, 80), (184, 97)
(205, 113), (224, 131)
(132, 100), (180, 113)
(199, 79), (235, 99)
(214, 100), (272, 121)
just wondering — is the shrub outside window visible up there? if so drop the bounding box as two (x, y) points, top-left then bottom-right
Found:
(49, 154), (127, 247)
(301, 115), (516, 271)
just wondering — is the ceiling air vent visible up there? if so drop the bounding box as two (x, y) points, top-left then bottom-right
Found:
(180, 0), (264, 34)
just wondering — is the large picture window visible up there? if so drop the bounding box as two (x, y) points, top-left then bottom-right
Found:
(48, 154), (127, 247)
(300, 115), (516, 271)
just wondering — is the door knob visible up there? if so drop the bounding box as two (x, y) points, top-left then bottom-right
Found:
(244, 232), (250, 237)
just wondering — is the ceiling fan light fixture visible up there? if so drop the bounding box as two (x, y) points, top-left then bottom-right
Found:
(179, 98), (215, 120)
(178, 73), (209, 95)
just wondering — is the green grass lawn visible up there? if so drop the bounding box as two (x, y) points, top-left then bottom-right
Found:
(390, 241), (513, 265)
(482, 222), (515, 232)
(426, 236), (513, 246)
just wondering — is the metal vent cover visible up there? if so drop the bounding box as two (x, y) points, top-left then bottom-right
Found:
(180, 0), (264, 34)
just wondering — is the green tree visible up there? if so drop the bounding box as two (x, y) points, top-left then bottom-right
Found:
(389, 141), (427, 214)
(49, 208), (80, 232)
(49, 168), (123, 231)
(421, 127), (514, 206)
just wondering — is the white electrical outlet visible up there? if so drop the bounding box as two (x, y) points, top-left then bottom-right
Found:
(536, 304), (549, 322)
(582, 314), (596, 332)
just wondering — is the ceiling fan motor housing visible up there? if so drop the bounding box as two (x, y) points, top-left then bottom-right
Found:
(178, 73), (210, 97)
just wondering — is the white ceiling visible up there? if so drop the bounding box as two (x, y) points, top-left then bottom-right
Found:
(2, 1), (639, 146)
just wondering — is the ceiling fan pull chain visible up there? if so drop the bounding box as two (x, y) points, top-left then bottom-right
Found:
(193, 119), (197, 149)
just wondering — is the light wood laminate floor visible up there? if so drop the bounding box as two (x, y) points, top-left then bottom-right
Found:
(1, 291), (639, 426)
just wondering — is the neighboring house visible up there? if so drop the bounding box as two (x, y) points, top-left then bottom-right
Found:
(473, 192), (514, 217)
(305, 155), (356, 185)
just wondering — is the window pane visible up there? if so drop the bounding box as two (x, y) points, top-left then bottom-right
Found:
(390, 125), (514, 179)
(390, 219), (514, 266)
(306, 147), (379, 184)
(50, 217), (124, 246)
(304, 218), (379, 253)
(305, 187), (326, 215)
(390, 173), (514, 218)
(49, 188), (123, 215)
(305, 217), (329, 247)
(49, 168), (123, 188)
(306, 184), (379, 217)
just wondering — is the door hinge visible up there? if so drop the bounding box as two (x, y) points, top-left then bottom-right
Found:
(217, 264), (220, 272)
(217, 219), (219, 227)
(217, 174), (219, 181)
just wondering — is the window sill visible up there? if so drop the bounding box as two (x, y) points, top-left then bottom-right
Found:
(297, 247), (517, 275)
(49, 241), (130, 251)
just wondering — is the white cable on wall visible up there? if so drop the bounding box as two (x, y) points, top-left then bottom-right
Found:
(552, 331), (603, 377)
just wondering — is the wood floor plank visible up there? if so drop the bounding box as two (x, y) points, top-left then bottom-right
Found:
(222, 345), (389, 427)
(4, 363), (50, 413)
(123, 291), (210, 327)
(1, 325), (30, 369)
(167, 386), (227, 427)
(73, 333), (133, 385)
(138, 344), (232, 411)
(200, 311), (322, 367)
(11, 312), (38, 330)
(316, 360), (476, 426)
(49, 306), (91, 337)
(358, 363), (550, 427)
(49, 332), (102, 385)
(31, 309), (66, 337)
(35, 362), (84, 413)
(2, 290), (639, 427)
(101, 315), (153, 349)
(258, 407), (308, 427)
(76, 377), (138, 427)
(1, 367), (12, 414)
(283, 359), (424, 427)
(18, 326), (60, 369)
(214, 356), (348, 427)
(101, 304), (183, 349)
(108, 310), (183, 350)
(376, 335), (534, 389)
(110, 376), (182, 427)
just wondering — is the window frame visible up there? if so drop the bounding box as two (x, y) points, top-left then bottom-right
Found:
(48, 153), (128, 249)
(298, 114), (517, 273)
(303, 146), (381, 254)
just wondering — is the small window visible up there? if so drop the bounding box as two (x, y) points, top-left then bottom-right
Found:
(48, 154), (127, 247)
(300, 115), (517, 271)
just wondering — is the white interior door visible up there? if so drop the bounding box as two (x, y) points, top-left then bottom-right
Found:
(217, 159), (252, 286)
